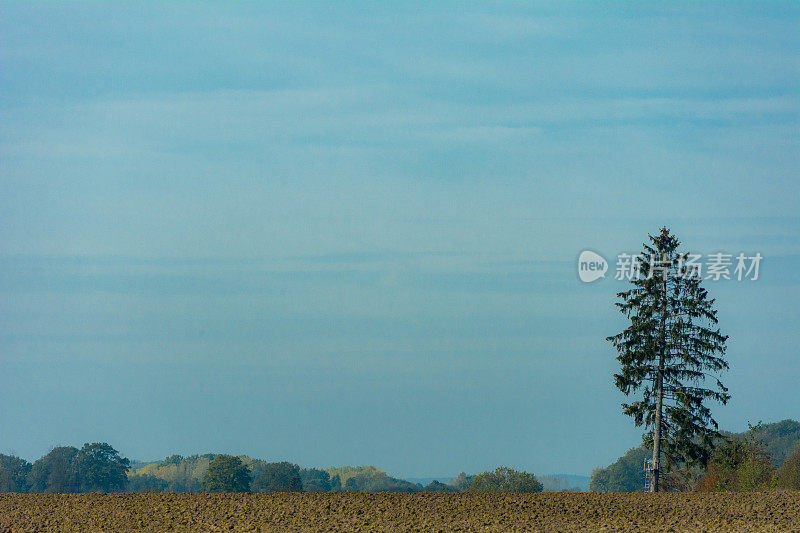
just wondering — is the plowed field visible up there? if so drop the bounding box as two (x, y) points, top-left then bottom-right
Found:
(1, 492), (798, 532)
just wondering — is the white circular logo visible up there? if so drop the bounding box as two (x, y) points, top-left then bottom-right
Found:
(578, 250), (608, 283)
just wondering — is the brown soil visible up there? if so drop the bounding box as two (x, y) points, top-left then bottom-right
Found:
(1, 492), (799, 532)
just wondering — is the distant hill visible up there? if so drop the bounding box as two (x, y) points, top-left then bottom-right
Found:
(725, 419), (800, 467)
(590, 419), (800, 493)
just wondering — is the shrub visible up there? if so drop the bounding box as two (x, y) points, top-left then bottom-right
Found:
(469, 467), (542, 493)
(697, 424), (776, 492)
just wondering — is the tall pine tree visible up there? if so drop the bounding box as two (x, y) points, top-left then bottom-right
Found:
(607, 228), (729, 492)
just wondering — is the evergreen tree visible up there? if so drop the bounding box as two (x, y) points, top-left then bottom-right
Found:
(607, 228), (730, 492)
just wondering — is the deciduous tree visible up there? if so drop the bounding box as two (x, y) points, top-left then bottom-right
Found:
(0, 454), (32, 493)
(27, 446), (80, 493)
(469, 467), (542, 493)
(75, 442), (130, 493)
(252, 461), (303, 492)
(201, 455), (251, 493)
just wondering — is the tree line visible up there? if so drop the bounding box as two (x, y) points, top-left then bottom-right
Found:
(0, 443), (543, 494)
(590, 420), (800, 492)
(198, 460), (544, 494)
(0, 443), (129, 493)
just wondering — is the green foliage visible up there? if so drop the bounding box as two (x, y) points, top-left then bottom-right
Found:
(325, 465), (420, 492)
(777, 445), (800, 490)
(27, 446), (80, 493)
(358, 475), (419, 492)
(299, 468), (331, 492)
(469, 467), (543, 493)
(342, 473), (419, 492)
(251, 462), (302, 493)
(423, 480), (460, 493)
(697, 424), (776, 492)
(130, 455), (211, 492)
(128, 457), (430, 494)
(157, 454), (185, 467)
(608, 228), (730, 473)
(75, 443), (130, 493)
(0, 455), (32, 493)
(590, 446), (650, 493)
(325, 465), (384, 485)
(127, 473), (169, 493)
(201, 455), (251, 493)
(25, 443), (130, 493)
(593, 419), (800, 493)
(448, 472), (473, 492)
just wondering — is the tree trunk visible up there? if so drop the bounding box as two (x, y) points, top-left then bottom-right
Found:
(651, 254), (668, 493)
(651, 354), (664, 492)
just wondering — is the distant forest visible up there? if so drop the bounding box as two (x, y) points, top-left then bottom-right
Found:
(2, 419), (797, 494)
(0, 446), (552, 494)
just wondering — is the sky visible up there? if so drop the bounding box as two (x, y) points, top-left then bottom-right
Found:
(1, 2), (798, 479)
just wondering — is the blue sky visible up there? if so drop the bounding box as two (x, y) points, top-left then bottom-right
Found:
(1, 2), (798, 478)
